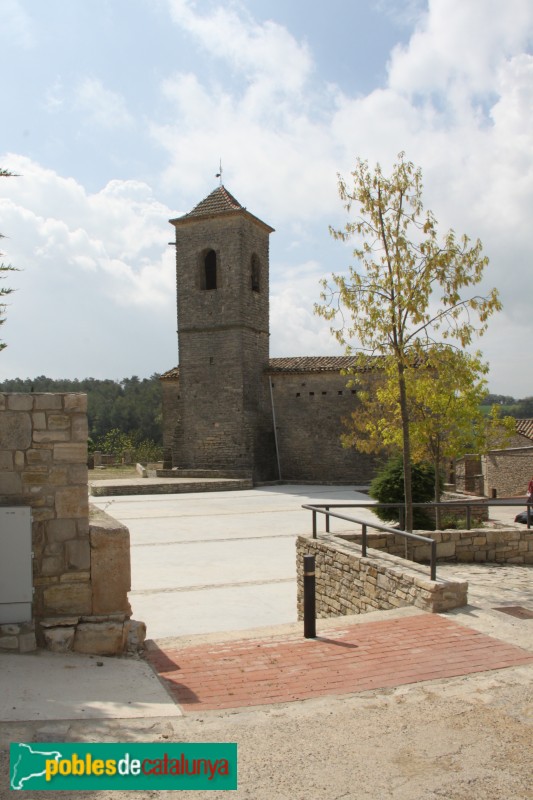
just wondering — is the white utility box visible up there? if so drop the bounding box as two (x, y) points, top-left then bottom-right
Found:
(0, 507), (33, 623)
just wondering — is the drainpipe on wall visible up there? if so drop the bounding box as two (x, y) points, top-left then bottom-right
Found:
(269, 376), (282, 481)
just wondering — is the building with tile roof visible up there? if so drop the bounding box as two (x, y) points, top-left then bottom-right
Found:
(162, 186), (375, 483)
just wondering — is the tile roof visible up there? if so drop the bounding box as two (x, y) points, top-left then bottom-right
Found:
(160, 366), (179, 380)
(267, 356), (367, 373)
(170, 185), (274, 232)
(516, 419), (533, 440)
(183, 186), (245, 218)
(161, 356), (367, 379)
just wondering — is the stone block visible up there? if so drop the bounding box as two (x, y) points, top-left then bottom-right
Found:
(33, 430), (70, 443)
(0, 451), (13, 470)
(60, 571), (90, 583)
(0, 472), (22, 494)
(65, 539), (90, 570)
(0, 412), (32, 449)
(7, 394), (33, 411)
(53, 443), (87, 463)
(47, 466), (69, 486)
(43, 626), (76, 652)
(72, 415), (89, 441)
(55, 486), (89, 518)
(0, 636), (19, 650)
(64, 394), (87, 412)
(32, 508), (55, 522)
(34, 395), (62, 410)
(22, 468), (49, 487)
(18, 631), (37, 652)
(43, 582), (92, 615)
(41, 556), (65, 576)
(40, 616), (80, 627)
(47, 519), (77, 542)
(48, 414), (71, 430)
(32, 412), (47, 430)
(436, 541), (456, 559)
(26, 448), (52, 465)
(126, 619), (147, 653)
(0, 623), (21, 635)
(90, 519), (131, 615)
(67, 465), (88, 485)
(73, 621), (126, 655)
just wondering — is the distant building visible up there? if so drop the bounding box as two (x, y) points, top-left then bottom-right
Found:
(161, 186), (375, 484)
(455, 419), (533, 497)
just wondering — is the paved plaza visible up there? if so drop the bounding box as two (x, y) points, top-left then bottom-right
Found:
(90, 485), (533, 642)
(1, 486), (532, 799)
(90, 484), (380, 639)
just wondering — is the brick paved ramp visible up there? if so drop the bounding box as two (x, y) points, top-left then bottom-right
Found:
(146, 614), (533, 712)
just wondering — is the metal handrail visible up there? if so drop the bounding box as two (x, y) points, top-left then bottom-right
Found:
(303, 500), (532, 532)
(302, 504), (438, 581)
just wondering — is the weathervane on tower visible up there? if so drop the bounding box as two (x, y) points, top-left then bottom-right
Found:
(215, 159), (223, 186)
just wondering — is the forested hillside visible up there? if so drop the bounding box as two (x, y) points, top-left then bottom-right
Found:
(0, 375), (162, 452)
(482, 394), (533, 418)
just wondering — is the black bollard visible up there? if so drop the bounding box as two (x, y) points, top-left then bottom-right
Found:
(303, 554), (316, 639)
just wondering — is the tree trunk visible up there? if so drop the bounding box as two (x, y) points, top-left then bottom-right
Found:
(397, 364), (413, 532)
(434, 442), (441, 530)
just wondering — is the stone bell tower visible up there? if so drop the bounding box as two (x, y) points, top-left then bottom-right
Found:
(169, 185), (276, 480)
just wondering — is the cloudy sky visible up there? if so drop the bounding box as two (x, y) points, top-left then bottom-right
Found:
(1, 0), (532, 396)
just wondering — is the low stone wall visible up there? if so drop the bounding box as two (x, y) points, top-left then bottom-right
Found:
(90, 477), (253, 496)
(37, 509), (145, 655)
(297, 536), (468, 619)
(0, 622), (37, 653)
(0, 392), (144, 655)
(337, 527), (533, 565)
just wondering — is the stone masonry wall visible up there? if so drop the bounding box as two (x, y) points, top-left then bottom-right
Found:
(338, 527), (533, 565)
(296, 536), (468, 619)
(482, 447), (533, 498)
(0, 393), (141, 654)
(270, 371), (376, 483)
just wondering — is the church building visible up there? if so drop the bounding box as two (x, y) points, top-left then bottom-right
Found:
(161, 185), (374, 484)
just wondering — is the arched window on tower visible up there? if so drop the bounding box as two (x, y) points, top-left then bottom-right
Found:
(203, 249), (217, 290)
(251, 254), (260, 292)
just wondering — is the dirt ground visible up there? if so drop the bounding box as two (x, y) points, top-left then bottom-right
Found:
(2, 662), (532, 800)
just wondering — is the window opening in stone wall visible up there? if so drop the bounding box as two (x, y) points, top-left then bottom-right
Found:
(296, 392), (300, 397)
(251, 254), (260, 292)
(322, 391), (327, 395)
(202, 250), (217, 290)
(309, 392), (314, 396)
(338, 391), (343, 395)
(351, 390), (356, 394)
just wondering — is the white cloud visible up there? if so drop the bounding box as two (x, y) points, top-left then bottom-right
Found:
(155, 0), (533, 253)
(75, 78), (135, 130)
(0, 156), (178, 378)
(387, 0), (533, 98)
(166, 0), (313, 93)
(3, 0), (533, 393)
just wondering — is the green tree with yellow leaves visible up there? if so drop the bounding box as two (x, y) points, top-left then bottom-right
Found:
(343, 347), (514, 527)
(316, 153), (501, 531)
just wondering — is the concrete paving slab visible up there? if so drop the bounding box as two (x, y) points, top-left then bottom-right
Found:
(130, 580), (297, 639)
(90, 485), (377, 640)
(0, 651), (180, 722)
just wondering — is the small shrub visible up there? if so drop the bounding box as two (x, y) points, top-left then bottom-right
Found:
(370, 455), (437, 529)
